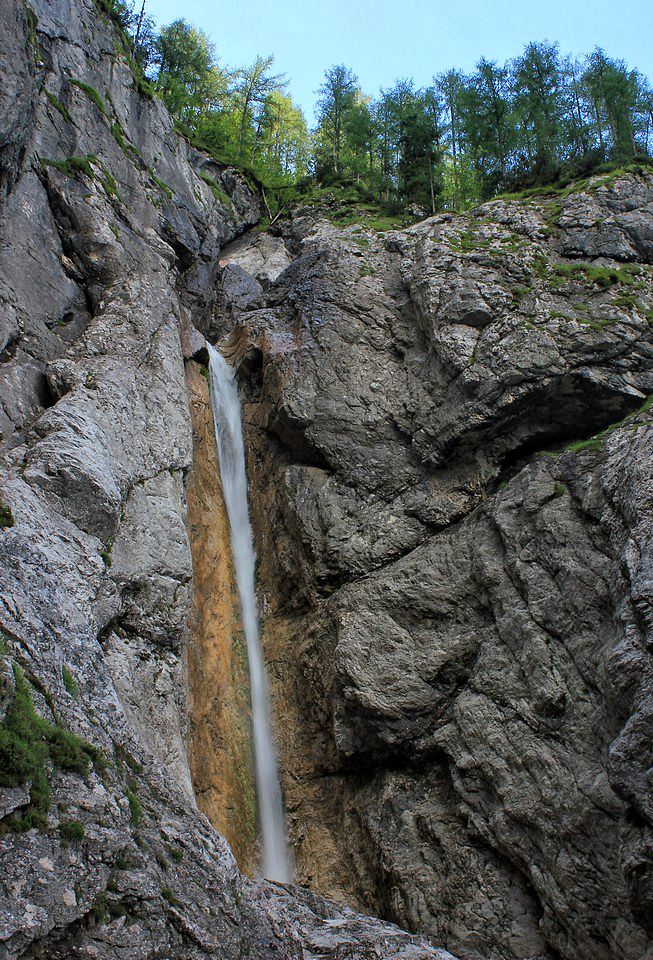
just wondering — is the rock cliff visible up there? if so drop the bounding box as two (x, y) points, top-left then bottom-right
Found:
(216, 176), (653, 960)
(0, 0), (451, 957)
(1, 1), (652, 959)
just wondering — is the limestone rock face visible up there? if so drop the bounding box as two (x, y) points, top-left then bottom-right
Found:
(2, 0), (653, 956)
(217, 173), (653, 960)
(0, 2), (452, 958)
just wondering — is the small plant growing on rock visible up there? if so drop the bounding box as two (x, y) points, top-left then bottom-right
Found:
(148, 168), (174, 199)
(69, 78), (108, 117)
(125, 784), (142, 825)
(199, 171), (232, 209)
(0, 500), (14, 529)
(99, 538), (113, 567)
(62, 665), (79, 695)
(60, 819), (85, 842)
(45, 91), (71, 124)
(161, 886), (179, 906)
(42, 154), (97, 179)
(0, 665), (104, 831)
(92, 893), (110, 924)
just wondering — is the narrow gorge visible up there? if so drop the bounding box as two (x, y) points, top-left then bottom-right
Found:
(1, 2), (653, 959)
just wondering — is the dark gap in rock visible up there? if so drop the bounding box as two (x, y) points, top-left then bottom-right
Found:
(161, 225), (195, 273)
(36, 372), (56, 410)
(266, 409), (332, 471)
(493, 376), (645, 488)
(234, 345), (263, 381)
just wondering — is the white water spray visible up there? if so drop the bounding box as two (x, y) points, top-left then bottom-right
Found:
(207, 343), (291, 883)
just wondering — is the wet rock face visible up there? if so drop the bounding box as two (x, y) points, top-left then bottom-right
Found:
(220, 175), (653, 960)
(0, 1), (450, 958)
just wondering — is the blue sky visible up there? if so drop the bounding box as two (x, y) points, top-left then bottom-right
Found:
(145, 0), (653, 123)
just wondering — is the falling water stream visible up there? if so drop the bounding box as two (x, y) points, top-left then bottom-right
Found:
(207, 343), (292, 883)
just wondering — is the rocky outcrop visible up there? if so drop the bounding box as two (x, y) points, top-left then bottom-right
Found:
(0, 1), (453, 958)
(214, 172), (653, 960)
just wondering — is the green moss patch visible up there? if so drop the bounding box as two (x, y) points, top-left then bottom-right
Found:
(41, 154), (97, 179)
(198, 171), (233, 210)
(149, 169), (173, 200)
(551, 261), (643, 290)
(25, 4), (40, 64)
(41, 155), (121, 202)
(60, 819), (84, 841)
(62, 665), (78, 696)
(125, 784), (142, 825)
(449, 229), (492, 253)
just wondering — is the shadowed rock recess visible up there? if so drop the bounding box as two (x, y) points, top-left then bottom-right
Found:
(0, 4), (652, 960)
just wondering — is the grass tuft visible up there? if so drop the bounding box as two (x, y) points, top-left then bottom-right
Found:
(161, 886), (179, 906)
(149, 169), (173, 199)
(45, 91), (71, 124)
(41, 154), (96, 179)
(0, 500), (14, 530)
(69, 79), (108, 117)
(62, 665), (78, 696)
(125, 784), (142, 825)
(60, 819), (85, 842)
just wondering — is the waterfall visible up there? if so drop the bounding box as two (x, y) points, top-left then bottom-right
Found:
(207, 344), (292, 884)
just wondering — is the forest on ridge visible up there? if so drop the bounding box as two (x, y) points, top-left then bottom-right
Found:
(103, 0), (653, 213)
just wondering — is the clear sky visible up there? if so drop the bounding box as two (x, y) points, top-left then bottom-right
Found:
(144, 0), (653, 123)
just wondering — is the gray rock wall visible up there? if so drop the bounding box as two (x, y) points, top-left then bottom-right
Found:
(220, 177), (653, 960)
(0, 1), (451, 958)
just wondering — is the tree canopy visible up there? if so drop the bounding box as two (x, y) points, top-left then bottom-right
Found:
(104, 1), (653, 212)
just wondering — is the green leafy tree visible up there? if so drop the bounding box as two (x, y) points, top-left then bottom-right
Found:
(234, 55), (286, 161)
(255, 91), (310, 180)
(315, 65), (359, 176)
(393, 86), (442, 210)
(153, 20), (222, 125)
(582, 49), (645, 160)
(512, 42), (566, 178)
(460, 58), (515, 194)
(436, 69), (467, 207)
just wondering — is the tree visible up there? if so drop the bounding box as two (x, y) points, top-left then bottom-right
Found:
(315, 65), (359, 176)
(254, 91), (310, 180)
(153, 20), (222, 125)
(373, 79), (421, 201)
(460, 58), (515, 194)
(398, 88), (443, 211)
(436, 70), (466, 207)
(132, 2), (157, 71)
(582, 49), (644, 161)
(512, 42), (566, 179)
(234, 56), (286, 161)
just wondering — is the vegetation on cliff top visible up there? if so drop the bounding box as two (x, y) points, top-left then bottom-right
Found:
(97, 0), (653, 217)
